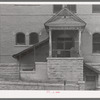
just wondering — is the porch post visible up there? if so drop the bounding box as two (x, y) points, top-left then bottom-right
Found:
(79, 30), (82, 56)
(49, 29), (52, 57)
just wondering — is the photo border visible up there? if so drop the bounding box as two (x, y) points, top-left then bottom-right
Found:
(0, 1), (99, 98)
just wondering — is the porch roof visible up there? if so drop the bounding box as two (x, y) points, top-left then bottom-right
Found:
(46, 17), (85, 27)
(44, 8), (86, 29)
(85, 63), (100, 73)
(12, 38), (49, 59)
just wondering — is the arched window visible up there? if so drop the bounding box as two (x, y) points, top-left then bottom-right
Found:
(16, 32), (25, 45)
(93, 33), (100, 53)
(29, 32), (39, 45)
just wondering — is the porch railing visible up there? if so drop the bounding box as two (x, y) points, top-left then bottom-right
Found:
(52, 49), (80, 57)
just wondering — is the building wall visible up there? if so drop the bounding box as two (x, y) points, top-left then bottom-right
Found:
(77, 5), (100, 63)
(0, 4), (100, 64)
(0, 5), (50, 63)
(0, 5), (99, 89)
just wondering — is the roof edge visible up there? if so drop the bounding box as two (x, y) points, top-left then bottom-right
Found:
(84, 63), (100, 73)
(44, 8), (86, 27)
(13, 38), (49, 59)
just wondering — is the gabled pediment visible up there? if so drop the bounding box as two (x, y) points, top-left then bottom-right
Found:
(44, 8), (86, 29)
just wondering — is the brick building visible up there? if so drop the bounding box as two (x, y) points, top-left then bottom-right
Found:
(0, 4), (100, 90)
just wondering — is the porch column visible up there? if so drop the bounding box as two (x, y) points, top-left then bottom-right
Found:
(79, 30), (82, 56)
(49, 29), (52, 57)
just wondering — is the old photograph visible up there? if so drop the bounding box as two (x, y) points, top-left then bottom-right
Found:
(0, 3), (99, 90)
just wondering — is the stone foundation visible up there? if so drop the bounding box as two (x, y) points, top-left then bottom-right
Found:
(0, 80), (83, 90)
(0, 63), (19, 80)
(47, 57), (84, 82)
(0, 62), (86, 90)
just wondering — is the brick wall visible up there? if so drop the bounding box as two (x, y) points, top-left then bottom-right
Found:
(47, 57), (84, 82)
(0, 63), (19, 80)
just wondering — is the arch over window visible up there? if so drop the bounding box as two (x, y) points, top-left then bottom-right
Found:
(93, 33), (100, 53)
(16, 32), (25, 45)
(29, 32), (39, 45)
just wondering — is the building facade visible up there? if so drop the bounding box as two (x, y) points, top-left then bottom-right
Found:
(0, 4), (100, 90)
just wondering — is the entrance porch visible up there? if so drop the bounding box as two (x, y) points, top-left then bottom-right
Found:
(44, 8), (86, 85)
(12, 8), (88, 90)
(49, 30), (81, 58)
(46, 29), (84, 83)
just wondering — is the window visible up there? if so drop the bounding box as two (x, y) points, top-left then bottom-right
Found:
(86, 76), (96, 82)
(16, 32), (25, 45)
(52, 37), (74, 57)
(57, 38), (73, 49)
(53, 5), (62, 13)
(29, 32), (39, 45)
(53, 5), (76, 13)
(67, 5), (76, 13)
(92, 5), (100, 13)
(57, 37), (73, 57)
(93, 33), (100, 53)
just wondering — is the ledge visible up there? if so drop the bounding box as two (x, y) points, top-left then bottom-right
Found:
(47, 57), (83, 60)
(92, 53), (100, 56)
(14, 45), (29, 47)
(0, 80), (64, 86)
(78, 81), (85, 84)
(0, 63), (18, 66)
(35, 62), (47, 65)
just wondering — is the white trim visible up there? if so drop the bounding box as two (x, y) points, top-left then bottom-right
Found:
(49, 26), (82, 30)
(79, 30), (81, 56)
(49, 30), (52, 57)
(47, 57), (83, 60)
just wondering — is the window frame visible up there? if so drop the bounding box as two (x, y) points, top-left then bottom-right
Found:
(53, 5), (63, 13)
(92, 33), (100, 53)
(52, 37), (74, 57)
(92, 5), (100, 13)
(53, 4), (76, 13)
(29, 32), (39, 45)
(16, 32), (26, 45)
(85, 75), (96, 82)
(65, 5), (76, 13)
